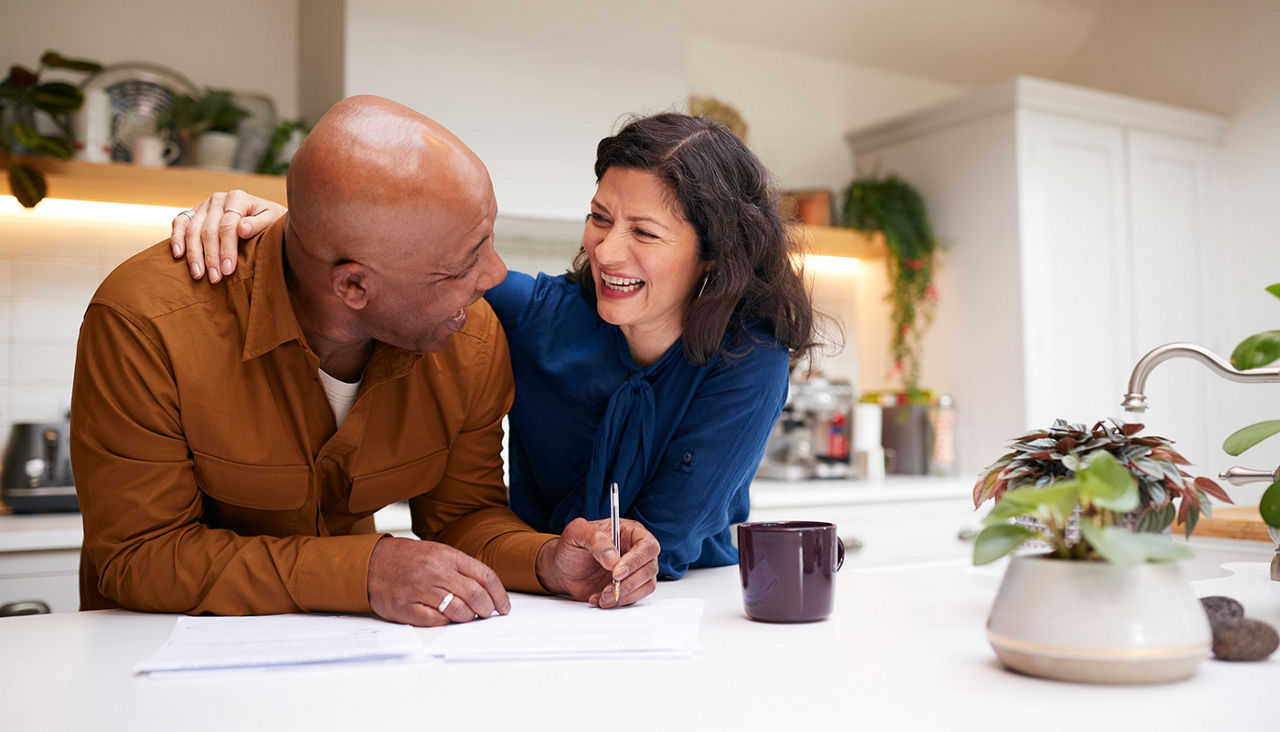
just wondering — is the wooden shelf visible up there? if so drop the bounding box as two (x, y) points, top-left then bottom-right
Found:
(3, 157), (287, 209)
(791, 224), (885, 259)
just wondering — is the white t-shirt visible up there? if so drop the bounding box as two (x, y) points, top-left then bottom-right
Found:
(318, 368), (362, 428)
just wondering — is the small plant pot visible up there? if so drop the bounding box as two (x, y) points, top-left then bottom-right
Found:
(986, 555), (1210, 684)
(195, 131), (240, 170)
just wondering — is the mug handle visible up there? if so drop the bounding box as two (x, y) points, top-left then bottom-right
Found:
(835, 537), (845, 571)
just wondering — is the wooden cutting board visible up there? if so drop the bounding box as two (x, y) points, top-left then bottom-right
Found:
(1189, 505), (1276, 543)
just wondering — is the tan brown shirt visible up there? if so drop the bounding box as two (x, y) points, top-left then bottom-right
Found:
(71, 219), (554, 614)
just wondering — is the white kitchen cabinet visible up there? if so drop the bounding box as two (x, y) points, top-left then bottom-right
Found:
(746, 477), (980, 568)
(845, 77), (1228, 476)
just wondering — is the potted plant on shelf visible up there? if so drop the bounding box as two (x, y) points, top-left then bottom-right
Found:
(1223, 282), (1280, 530)
(156, 89), (248, 170)
(1, 50), (103, 207)
(840, 174), (940, 397)
(972, 422), (1230, 684)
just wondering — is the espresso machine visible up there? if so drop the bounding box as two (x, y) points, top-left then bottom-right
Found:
(1, 420), (78, 513)
(757, 378), (854, 480)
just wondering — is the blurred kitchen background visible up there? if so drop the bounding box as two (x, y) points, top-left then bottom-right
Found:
(2, 0), (1279, 501)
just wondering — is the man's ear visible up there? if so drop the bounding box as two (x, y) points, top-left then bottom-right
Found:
(331, 262), (371, 310)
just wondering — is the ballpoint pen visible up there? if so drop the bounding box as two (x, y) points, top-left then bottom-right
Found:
(610, 481), (621, 603)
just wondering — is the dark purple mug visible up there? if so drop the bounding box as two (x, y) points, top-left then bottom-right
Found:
(737, 521), (845, 622)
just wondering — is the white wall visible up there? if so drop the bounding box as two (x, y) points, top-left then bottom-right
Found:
(341, 0), (689, 221)
(687, 35), (964, 198)
(1, 0), (299, 118)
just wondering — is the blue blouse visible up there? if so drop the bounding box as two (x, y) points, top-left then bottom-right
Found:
(486, 271), (789, 579)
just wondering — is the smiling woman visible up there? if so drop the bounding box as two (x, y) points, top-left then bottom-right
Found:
(488, 113), (821, 578)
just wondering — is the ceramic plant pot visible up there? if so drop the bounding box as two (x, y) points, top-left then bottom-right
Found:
(196, 131), (240, 170)
(986, 555), (1211, 684)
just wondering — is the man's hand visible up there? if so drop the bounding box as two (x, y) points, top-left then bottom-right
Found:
(367, 536), (511, 627)
(535, 518), (660, 608)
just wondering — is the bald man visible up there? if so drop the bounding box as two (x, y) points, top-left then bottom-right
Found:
(70, 96), (660, 624)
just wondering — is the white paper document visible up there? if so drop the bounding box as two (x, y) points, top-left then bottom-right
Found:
(136, 614), (425, 674)
(428, 596), (704, 661)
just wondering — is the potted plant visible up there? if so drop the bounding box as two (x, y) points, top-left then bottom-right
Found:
(974, 448), (1217, 683)
(840, 174), (940, 397)
(1223, 282), (1280, 530)
(156, 89), (248, 169)
(1, 50), (103, 207)
(256, 118), (309, 175)
(974, 418), (1232, 535)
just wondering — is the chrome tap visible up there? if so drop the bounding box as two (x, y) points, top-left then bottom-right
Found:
(1122, 342), (1280, 580)
(1121, 342), (1280, 414)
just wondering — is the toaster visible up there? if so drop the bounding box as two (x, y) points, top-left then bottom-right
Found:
(1, 421), (78, 513)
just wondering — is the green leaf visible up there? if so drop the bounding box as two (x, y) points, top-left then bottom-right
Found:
(1261, 479), (1280, 528)
(31, 82), (82, 114)
(8, 164), (47, 208)
(982, 482), (1077, 525)
(973, 524), (1039, 565)
(12, 123), (42, 148)
(38, 51), (103, 73)
(1265, 283), (1280, 300)
(1134, 503), (1176, 533)
(1222, 420), (1280, 456)
(1076, 451), (1138, 512)
(1230, 331), (1280, 369)
(1129, 532), (1194, 562)
(1079, 521), (1144, 565)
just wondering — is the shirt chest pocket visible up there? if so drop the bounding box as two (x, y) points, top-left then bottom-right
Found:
(192, 451), (312, 536)
(348, 449), (449, 515)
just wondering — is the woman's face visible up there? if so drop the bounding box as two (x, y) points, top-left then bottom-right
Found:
(583, 167), (708, 350)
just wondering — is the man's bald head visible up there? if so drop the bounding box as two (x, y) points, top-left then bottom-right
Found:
(285, 95), (494, 265)
(277, 95), (506, 357)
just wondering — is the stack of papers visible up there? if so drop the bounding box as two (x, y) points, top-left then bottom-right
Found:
(135, 595), (705, 675)
(428, 596), (704, 661)
(135, 614), (424, 675)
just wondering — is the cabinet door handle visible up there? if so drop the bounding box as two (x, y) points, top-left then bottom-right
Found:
(0, 600), (51, 616)
(957, 528), (978, 542)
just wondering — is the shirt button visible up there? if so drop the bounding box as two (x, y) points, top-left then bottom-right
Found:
(681, 451), (693, 463)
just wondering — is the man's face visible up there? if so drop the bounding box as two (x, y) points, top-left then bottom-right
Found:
(359, 192), (507, 353)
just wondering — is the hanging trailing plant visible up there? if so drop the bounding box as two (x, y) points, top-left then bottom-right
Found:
(841, 174), (939, 395)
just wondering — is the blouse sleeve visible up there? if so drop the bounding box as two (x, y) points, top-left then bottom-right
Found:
(483, 270), (537, 332)
(629, 342), (790, 578)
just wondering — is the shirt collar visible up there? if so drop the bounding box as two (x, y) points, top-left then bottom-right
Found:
(242, 217), (304, 362)
(240, 218), (426, 380)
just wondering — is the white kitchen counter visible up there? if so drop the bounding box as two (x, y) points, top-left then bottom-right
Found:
(0, 559), (1274, 731)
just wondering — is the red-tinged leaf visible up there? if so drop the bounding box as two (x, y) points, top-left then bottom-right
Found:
(1121, 422), (1144, 436)
(1175, 493), (1191, 526)
(991, 478), (1009, 502)
(973, 475), (988, 508)
(1150, 448), (1190, 466)
(1195, 477), (1233, 504)
(1025, 451), (1052, 460)
(5, 64), (37, 88)
(1055, 437), (1077, 453)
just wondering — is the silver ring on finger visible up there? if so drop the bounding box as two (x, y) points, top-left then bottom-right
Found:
(223, 208), (245, 217)
(178, 209), (194, 219)
(437, 592), (455, 614)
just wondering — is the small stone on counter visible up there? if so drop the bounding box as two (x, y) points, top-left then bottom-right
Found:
(1211, 618), (1279, 662)
(1200, 596), (1244, 629)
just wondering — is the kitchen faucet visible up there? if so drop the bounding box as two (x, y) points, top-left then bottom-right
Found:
(1121, 341), (1280, 580)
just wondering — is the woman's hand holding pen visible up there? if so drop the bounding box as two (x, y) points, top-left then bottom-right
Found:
(535, 518), (660, 608)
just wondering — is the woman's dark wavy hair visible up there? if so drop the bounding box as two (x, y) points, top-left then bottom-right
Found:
(567, 112), (821, 366)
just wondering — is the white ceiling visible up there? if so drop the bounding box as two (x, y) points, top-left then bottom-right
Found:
(688, 0), (1264, 114)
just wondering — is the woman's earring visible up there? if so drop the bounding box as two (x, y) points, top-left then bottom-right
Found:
(696, 273), (710, 299)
